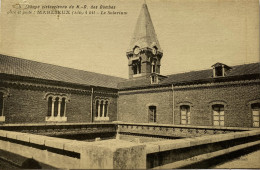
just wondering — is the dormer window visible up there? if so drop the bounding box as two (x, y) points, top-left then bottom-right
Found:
(212, 63), (231, 78)
(151, 75), (158, 84)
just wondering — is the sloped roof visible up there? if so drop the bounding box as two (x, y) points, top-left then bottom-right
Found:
(118, 62), (260, 89)
(0, 54), (126, 89)
(127, 2), (162, 53)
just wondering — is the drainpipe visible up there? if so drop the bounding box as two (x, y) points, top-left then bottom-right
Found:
(172, 84), (175, 125)
(91, 87), (94, 122)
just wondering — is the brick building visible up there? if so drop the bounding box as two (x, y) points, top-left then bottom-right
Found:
(0, 3), (259, 127)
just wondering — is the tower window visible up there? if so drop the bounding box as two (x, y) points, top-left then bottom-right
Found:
(132, 60), (141, 75)
(148, 106), (156, 123)
(180, 105), (190, 125)
(251, 103), (260, 127)
(212, 104), (225, 126)
(151, 61), (156, 73)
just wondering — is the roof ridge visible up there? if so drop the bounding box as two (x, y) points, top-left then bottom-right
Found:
(0, 53), (126, 80)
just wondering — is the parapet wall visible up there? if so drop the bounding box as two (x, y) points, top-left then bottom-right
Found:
(117, 122), (250, 138)
(0, 122), (259, 169)
(0, 129), (146, 169)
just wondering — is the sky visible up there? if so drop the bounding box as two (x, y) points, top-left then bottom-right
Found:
(0, 0), (259, 78)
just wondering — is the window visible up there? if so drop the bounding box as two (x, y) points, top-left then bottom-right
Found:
(148, 106), (156, 123)
(94, 99), (109, 121)
(104, 101), (108, 117)
(0, 92), (4, 122)
(47, 97), (52, 117)
(151, 75), (158, 84)
(132, 60), (141, 75)
(0, 89), (9, 122)
(180, 105), (190, 125)
(96, 100), (99, 117)
(45, 94), (68, 122)
(212, 104), (224, 126)
(151, 61), (156, 73)
(251, 103), (260, 127)
(54, 97), (59, 117)
(212, 63), (231, 77)
(215, 66), (223, 77)
(60, 98), (66, 117)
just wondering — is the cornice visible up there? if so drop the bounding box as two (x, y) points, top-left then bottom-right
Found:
(119, 79), (260, 95)
(0, 80), (118, 96)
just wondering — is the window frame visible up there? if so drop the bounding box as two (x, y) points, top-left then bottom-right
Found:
(212, 104), (225, 127)
(180, 105), (191, 125)
(94, 97), (110, 121)
(44, 93), (69, 122)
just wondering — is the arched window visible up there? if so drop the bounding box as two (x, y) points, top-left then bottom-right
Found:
(148, 106), (156, 123)
(47, 96), (52, 117)
(96, 100), (99, 117)
(151, 61), (156, 73)
(60, 98), (66, 117)
(212, 104), (225, 126)
(100, 101), (104, 117)
(104, 101), (108, 117)
(54, 97), (59, 117)
(180, 105), (190, 125)
(45, 93), (68, 122)
(0, 92), (3, 117)
(251, 103), (260, 127)
(94, 98), (109, 121)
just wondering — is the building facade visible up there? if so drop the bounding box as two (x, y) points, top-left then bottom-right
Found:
(0, 3), (259, 128)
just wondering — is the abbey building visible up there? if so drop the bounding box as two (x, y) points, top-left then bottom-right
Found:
(0, 3), (259, 128)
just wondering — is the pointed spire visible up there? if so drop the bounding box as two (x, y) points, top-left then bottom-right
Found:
(128, 2), (162, 53)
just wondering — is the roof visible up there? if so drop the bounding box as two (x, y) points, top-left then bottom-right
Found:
(211, 62), (231, 69)
(118, 62), (260, 89)
(127, 2), (162, 53)
(0, 54), (126, 89)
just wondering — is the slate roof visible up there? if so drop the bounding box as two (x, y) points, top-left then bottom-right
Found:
(118, 62), (260, 89)
(127, 2), (162, 53)
(0, 54), (126, 89)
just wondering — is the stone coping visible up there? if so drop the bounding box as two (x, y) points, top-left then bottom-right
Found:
(153, 140), (260, 169)
(0, 130), (90, 153)
(0, 122), (115, 127)
(0, 129), (145, 154)
(115, 121), (254, 131)
(145, 129), (260, 154)
(1, 122), (256, 131)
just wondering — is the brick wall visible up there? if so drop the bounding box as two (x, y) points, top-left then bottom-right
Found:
(4, 88), (47, 123)
(118, 82), (260, 128)
(118, 90), (173, 124)
(174, 83), (260, 127)
(1, 85), (118, 124)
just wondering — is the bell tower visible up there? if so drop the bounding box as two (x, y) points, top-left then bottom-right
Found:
(126, 2), (163, 81)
